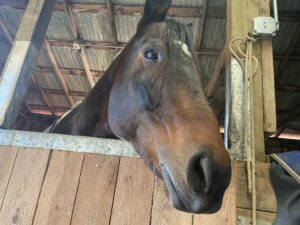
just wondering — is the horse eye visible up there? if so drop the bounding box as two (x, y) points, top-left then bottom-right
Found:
(144, 49), (159, 61)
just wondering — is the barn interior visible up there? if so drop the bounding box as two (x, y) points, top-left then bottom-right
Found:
(0, 0), (299, 153)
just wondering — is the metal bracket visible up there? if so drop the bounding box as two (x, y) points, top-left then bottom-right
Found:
(251, 0), (279, 39)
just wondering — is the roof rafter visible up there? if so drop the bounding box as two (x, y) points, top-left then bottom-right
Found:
(62, 0), (79, 39)
(34, 66), (104, 78)
(79, 46), (96, 88)
(44, 40), (75, 106)
(28, 86), (87, 97)
(107, 0), (118, 45)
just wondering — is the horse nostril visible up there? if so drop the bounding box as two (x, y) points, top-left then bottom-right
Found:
(187, 154), (214, 194)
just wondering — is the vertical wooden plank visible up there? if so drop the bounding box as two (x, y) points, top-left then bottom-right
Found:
(0, 0), (56, 128)
(260, 0), (277, 133)
(237, 208), (276, 225)
(247, 0), (265, 161)
(237, 162), (276, 212)
(151, 178), (193, 225)
(0, 148), (50, 225)
(71, 154), (120, 225)
(0, 146), (18, 208)
(33, 151), (84, 225)
(110, 157), (154, 225)
(193, 161), (237, 225)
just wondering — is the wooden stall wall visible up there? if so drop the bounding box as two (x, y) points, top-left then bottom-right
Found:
(0, 146), (238, 225)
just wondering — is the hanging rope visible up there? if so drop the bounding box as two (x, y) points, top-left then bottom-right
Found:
(229, 36), (258, 225)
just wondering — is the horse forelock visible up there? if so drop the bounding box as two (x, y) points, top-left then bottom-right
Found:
(164, 20), (202, 92)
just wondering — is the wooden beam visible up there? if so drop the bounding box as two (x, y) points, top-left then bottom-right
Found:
(205, 49), (225, 98)
(261, 0), (277, 133)
(0, 20), (56, 118)
(43, 40), (75, 106)
(237, 208), (276, 224)
(107, 0), (118, 45)
(28, 86), (87, 97)
(34, 66), (104, 77)
(0, 0), (56, 128)
(79, 47), (96, 88)
(47, 39), (125, 51)
(28, 104), (69, 116)
(62, 0), (78, 39)
(70, 4), (203, 17)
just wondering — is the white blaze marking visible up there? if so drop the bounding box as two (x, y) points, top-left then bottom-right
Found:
(174, 41), (192, 58)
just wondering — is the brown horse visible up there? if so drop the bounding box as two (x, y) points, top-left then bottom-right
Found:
(49, 0), (231, 214)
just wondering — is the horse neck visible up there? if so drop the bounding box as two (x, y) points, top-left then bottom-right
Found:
(51, 40), (133, 137)
(81, 67), (116, 137)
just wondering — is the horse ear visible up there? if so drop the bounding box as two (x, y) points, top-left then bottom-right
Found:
(136, 0), (172, 33)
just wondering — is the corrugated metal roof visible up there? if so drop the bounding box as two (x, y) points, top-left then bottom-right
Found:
(36, 47), (52, 67)
(85, 48), (118, 71)
(208, 0), (226, 8)
(47, 94), (70, 107)
(34, 72), (62, 90)
(75, 12), (113, 42)
(51, 46), (83, 69)
(115, 14), (141, 43)
(25, 89), (45, 105)
(46, 11), (74, 41)
(0, 7), (23, 37)
(64, 74), (91, 92)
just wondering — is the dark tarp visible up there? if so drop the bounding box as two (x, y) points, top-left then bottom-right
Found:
(270, 151), (300, 225)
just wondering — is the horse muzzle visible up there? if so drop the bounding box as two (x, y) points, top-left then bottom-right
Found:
(161, 150), (231, 214)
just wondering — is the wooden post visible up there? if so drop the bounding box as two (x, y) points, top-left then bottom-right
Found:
(0, 0), (56, 128)
(227, 0), (269, 161)
(261, 0), (277, 133)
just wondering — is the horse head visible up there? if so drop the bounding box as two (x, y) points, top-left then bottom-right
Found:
(107, 0), (231, 214)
